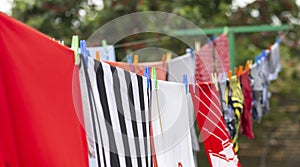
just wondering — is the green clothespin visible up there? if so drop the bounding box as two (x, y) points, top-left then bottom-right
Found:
(223, 26), (229, 35)
(152, 67), (158, 89)
(71, 35), (79, 65)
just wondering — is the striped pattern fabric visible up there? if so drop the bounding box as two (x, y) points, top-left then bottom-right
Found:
(190, 82), (240, 167)
(80, 56), (152, 167)
(229, 77), (244, 153)
(195, 34), (230, 82)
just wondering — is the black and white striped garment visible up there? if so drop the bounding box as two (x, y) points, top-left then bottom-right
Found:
(79, 56), (152, 167)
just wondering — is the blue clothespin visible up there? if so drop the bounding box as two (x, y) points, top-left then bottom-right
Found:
(183, 74), (188, 94)
(189, 48), (195, 58)
(212, 35), (217, 41)
(80, 40), (90, 68)
(126, 54), (133, 71)
(144, 66), (150, 90)
(255, 50), (267, 64)
(276, 36), (280, 44)
(207, 37), (211, 45)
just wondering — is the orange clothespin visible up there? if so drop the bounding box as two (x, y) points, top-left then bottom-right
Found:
(227, 70), (232, 79)
(234, 67), (238, 76)
(238, 65), (243, 76)
(245, 61), (250, 72)
(161, 54), (166, 68)
(95, 51), (100, 61)
(133, 54), (139, 72)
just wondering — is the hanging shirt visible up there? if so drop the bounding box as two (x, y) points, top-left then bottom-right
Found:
(151, 80), (195, 167)
(190, 82), (240, 167)
(240, 70), (255, 140)
(268, 42), (281, 81)
(251, 53), (271, 122)
(229, 76), (244, 153)
(195, 34), (230, 82)
(80, 57), (152, 167)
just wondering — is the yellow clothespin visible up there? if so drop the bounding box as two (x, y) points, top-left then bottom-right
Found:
(166, 53), (172, 63)
(71, 35), (79, 65)
(195, 41), (201, 52)
(95, 51), (100, 61)
(133, 54), (139, 66)
(211, 73), (219, 91)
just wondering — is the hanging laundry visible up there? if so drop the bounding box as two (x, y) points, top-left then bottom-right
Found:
(219, 75), (237, 143)
(187, 93), (201, 166)
(0, 13), (88, 166)
(88, 45), (116, 61)
(105, 61), (167, 80)
(168, 52), (195, 82)
(229, 76), (244, 153)
(151, 80), (195, 167)
(80, 57), (152, 167)
(195, 34), (230, 82)
(251, 51), (271, 122)
(190, 82), (240, 167)
(268, 41), (281, 81)
(240, 70), (255, 140)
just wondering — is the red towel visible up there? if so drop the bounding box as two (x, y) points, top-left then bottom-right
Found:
(0, 13), (88, 166)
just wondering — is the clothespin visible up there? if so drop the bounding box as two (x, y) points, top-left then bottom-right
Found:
(144, 66), (150, 90)
(227, 70), (232, 79)
(71, 35), (79, 65)
(102, 40), (108, 60)
(245, 61), (250, 72)
(195, 41), (201, 52)
(238, 65), (243, 76)
(183, 74), (188, 94)
(211, 73), (218, 91)
(95, 51), (100, 61)
(151, 67), (158, 89)
(133, 55), (139, 66)
(166, 53), (172, 63)
(234, 67), (238, 76)
(80, 40), (90, 68)
(276, 36), (280, 44)
(126, 54), (133, 71)
(161, 54), (166, 69)
(133, 54), (139, 72)
(207, 37), (211, 45)
(190, 75), (196, 93)
(223, 26), (229, 35)
(189, 48), (195, 58)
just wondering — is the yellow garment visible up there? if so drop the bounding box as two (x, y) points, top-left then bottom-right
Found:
(230, 76), (244, 153)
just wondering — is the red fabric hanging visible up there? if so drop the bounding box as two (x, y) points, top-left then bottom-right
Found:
(190, 82), (241, 167)
(195, 34), (230, 82)
(0, 13), (88, 166)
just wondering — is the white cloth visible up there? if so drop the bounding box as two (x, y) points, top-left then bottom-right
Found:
(168, 53), (195, 82)
(151, 80), (195, 167)
(88, 45), (116, 61)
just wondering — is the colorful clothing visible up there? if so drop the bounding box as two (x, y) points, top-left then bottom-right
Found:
(190, 82), (240, 167)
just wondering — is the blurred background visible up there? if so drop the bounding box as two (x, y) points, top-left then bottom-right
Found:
(1, 0), (300, 166)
